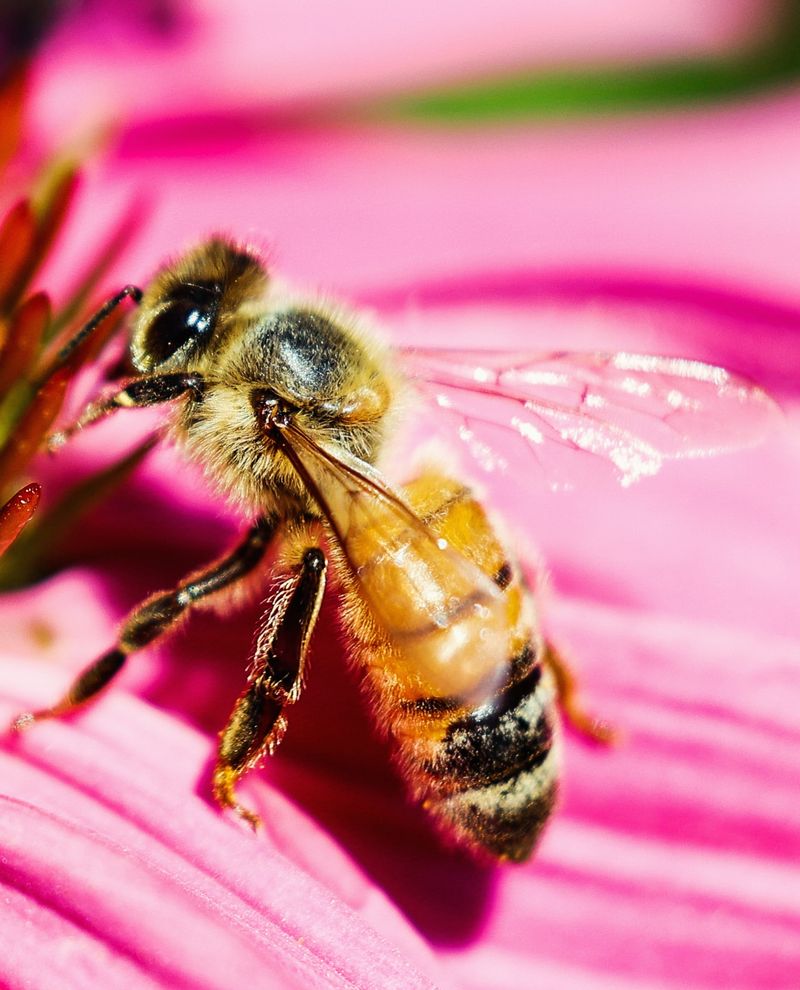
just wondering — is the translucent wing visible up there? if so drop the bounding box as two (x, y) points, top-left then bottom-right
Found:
(403, 347), (779, 490)
(276, 423), (509, 701)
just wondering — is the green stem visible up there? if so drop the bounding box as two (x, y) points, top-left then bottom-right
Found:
(359, 3), (800, 122)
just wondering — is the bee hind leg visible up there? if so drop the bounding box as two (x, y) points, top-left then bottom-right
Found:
(543, 640), (619, 745)
(10, 516), (276, 731)
(213, 544), (327, 830)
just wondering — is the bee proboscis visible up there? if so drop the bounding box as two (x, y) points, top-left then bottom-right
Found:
(11, 239), (776, 861)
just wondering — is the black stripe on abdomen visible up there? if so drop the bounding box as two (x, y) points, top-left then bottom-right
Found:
(422, 665), (553, 794)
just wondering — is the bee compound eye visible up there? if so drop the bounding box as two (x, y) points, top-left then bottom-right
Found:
(145, 285), (220, 365)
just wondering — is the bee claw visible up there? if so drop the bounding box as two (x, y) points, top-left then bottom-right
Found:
(46, 431), (68, 454)
(212, 764), (261, 832)
(9, 711), (35, 733)
(234, 805), (262, 833)
(584, 716), (622, 747)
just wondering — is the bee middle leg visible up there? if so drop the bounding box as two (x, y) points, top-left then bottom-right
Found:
(11, 516), (277, 730)
(213, 539), (327, 830)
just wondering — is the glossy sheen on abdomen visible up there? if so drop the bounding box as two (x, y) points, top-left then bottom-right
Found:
(342, 470), (560, 861)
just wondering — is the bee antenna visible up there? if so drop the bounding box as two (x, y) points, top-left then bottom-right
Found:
(46, 285), (143, 380)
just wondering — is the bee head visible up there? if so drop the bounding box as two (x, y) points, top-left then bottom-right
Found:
(131, 238), (267, 374)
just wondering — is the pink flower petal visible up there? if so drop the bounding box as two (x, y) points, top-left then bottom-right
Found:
(30, 0), (766, 140)
(0, 642), (447, 989)
(31, 92), (800, 312)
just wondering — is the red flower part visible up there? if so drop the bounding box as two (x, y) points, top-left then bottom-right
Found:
(0, 482), (40, 557)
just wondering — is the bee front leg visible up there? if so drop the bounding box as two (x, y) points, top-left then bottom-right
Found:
(48, 372), (205, 450)
(10, 516), (276, 729)
(213, 545), (327, 830)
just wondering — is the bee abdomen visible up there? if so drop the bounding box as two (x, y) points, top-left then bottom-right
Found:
(418, 663), (560, 862)
(359, 470), (562, 861)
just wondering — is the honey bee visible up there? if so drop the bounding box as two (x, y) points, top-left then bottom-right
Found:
(11, 238), (776, 862)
